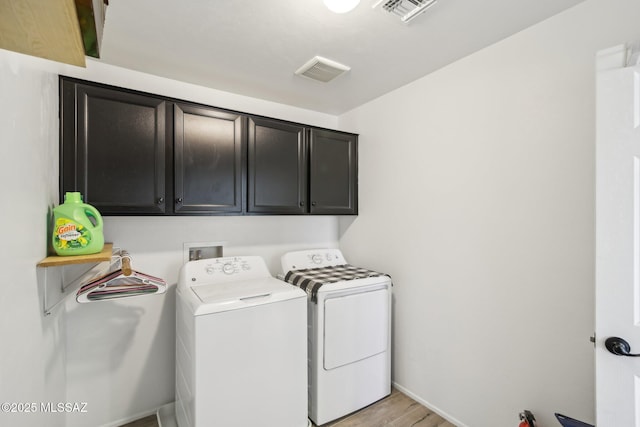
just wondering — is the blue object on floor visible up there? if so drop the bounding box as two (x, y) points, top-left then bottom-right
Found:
(555, 413), (595, 427)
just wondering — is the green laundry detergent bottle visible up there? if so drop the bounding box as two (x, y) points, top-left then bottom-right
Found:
(52, 192), (104, 256)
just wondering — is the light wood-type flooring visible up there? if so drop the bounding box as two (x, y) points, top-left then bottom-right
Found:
(120, 388), (456, 427)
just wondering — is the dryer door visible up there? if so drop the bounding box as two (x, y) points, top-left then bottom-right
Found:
(323, 287), (389, 370)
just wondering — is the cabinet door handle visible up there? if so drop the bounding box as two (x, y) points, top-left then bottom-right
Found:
(299, 201), (305, 207)
(157, 197), (164, 204)
(176, 198), (183, 204)
(311, 201), (317, 206)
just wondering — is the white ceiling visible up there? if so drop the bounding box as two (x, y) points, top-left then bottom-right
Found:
(99, 0), (586, 115)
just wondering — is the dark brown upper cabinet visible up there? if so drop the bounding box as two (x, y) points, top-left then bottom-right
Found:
(60, 76), (357, 216)
(247, 117), (307, 214)
(174, 103), (245, 214)
(60, 77), (168, 214)
(309, 128), (358, 215)
(248, 118), (357, 215)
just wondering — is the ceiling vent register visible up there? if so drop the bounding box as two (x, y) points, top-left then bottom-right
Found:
(373, 0), (438, 23)
(295, 56), (351, 83)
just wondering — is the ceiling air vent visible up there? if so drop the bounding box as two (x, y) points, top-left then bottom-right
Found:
(295, 56), (351, 83)
(373, 0), (438, 23)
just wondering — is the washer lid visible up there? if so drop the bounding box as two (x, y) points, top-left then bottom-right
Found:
(191, 277), (305, 315)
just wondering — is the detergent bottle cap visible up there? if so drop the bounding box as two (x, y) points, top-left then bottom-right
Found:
(64, 192), (83, 203)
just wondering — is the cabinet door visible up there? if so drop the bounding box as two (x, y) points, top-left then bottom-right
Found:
(309, 129), (358, 215)
(247, 117), (307, 214)
(174, 103), (245, 214)
(60, 78), (167, 214)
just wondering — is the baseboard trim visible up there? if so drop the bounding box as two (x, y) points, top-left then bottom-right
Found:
(392, 381), (469, 427)
(98, 407), (158, 427)
(157, 402), (177, 427)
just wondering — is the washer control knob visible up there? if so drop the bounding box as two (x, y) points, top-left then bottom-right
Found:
(311, 254), (323, 264)
(222, 263), (235, 274)
(205, 266), (215, 275)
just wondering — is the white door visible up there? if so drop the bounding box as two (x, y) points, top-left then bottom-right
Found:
(596, 44), (640, 426)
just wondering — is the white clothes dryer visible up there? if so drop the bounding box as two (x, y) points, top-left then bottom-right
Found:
(281, 249), (392, 426)
(176, 256), (308, 427)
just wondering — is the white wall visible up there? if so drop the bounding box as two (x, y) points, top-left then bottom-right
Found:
(338, 1), (640, 426)
(0, 51), (66, 427)
(65, 216), (338, 427)
(0, 51), (339, 427)
(6, 1), (640, 425)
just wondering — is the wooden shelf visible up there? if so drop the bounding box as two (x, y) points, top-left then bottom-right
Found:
(37, 243), (113, 267)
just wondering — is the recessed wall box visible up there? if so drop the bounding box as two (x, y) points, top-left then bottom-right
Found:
(183, 242), (224, 264)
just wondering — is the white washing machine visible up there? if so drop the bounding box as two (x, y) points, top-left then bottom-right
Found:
(176, 256), (308, 427)
(281, 249), (392, 426)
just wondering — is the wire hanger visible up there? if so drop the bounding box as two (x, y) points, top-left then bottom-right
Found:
(76, 250), (167, 303)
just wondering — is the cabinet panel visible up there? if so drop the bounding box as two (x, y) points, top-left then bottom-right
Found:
(60, 78), (167, 214)
(309, 129), (357, 215)
(174, 104), (245, 214)
(248, 117), (306, 214)
(60, 78), (357, 216)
